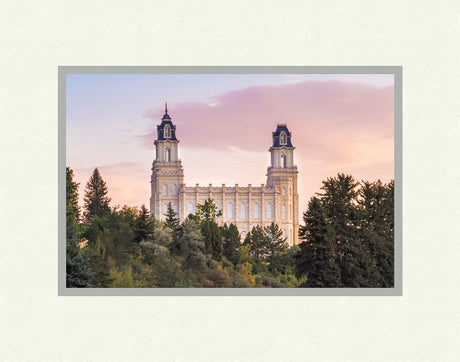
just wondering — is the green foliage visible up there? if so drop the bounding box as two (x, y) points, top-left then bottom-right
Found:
(195, 198), (222, 221)
(165, 202), (183, 251)
(244, 225), (267, 260)
(263, 223), (288, 271)
(176, 218), (206, 270)
(66, 242), (94, 287)
(133, 204), (155, 243)
(296, 197), (342, 287)
(83, 168), (111, 223)
(221, 223), (241, 264)
(66, 167), (80, 241)
(296, 173), (394, 288)
(110, 266), (135, 288)
(195, 199), (223, 260)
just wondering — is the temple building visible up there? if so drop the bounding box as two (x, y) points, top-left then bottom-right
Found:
(149, 105), (300, 245)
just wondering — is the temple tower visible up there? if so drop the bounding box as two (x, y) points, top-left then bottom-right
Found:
(150, 104), (184, 220)
(266, 124), (299, 245)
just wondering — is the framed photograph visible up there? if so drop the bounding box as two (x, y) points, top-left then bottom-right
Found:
(60, 66), (401, 296)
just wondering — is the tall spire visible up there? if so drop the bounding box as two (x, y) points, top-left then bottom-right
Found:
(162, 101), (170, 119)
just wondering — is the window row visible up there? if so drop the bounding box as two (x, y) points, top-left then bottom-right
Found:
(168, 201), (291, 220)
(163, 184), (178, 196)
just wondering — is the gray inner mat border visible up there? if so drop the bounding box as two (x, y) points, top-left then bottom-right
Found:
(58, 66), (402, 296)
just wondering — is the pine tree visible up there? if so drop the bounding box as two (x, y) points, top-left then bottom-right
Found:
(66, 167), (80, 221)
(134, 204), (155, 243)
(195, 199), (223, 260)
(264, 223), (288, 271)
(165, 202), (182, 247)
(296, 197), (342, 287)
(319, 173), (364, 286)
(245, 225), (268, 261)
(83, 168), (111, 223)
(177, 218), (206, 270)
(222, 223), (241, 264)
(358, 180), (394, 287)
(295, 173), (394, 288)
(66, 242), (94, 287)
(66, 167), (93, 287)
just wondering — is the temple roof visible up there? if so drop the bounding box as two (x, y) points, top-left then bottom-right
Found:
(272, 123), (293, 147)
(156, 103), (177, 141)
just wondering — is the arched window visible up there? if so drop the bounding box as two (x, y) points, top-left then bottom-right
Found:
(267, 203), (272, 219)
(282, 204), (287, 219)
(163, 184), (168, 196)
(228, 203), (233, 219)
(280, 131), (287, 145)
(188, 203), (194, 214)
(173, 184), (178, 195)
(281, 154), (286, 168)
(163, 204), (168, 216)
(254, 203), (260, 218)
(165, 147), (171, 162)
(164, 125), (171, 138)
(241, 204), (246, 219)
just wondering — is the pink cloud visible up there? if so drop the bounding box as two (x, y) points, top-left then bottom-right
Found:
(140, 81), (393, 167)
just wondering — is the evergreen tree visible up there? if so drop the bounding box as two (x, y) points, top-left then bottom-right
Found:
(165, 202), (180, 230)
(264, 223), (288, 271)
(195, 199), (223, 260)
(66, 167), (81, 241)
(244, 225), (268, 261)
(177, 218), (206, 270)
(134, 204), (155, 243)
(83, 168), (111, 223)
(66, 167), (80, 221)
(66, 167), (93, 287)
(222, 223), (241, 265)
(296, 197), (341, 287)
(165, 202), (182, 246)
(358, 180), (394, 287)
(319, 173), (365, 286)
(295, 173), (394, 288)
(66, 242), (94, 287)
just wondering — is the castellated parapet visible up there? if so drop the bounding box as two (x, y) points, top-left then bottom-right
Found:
(150, 106), (299, 245)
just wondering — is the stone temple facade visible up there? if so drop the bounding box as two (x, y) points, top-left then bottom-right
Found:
(149, 105), (300, 245)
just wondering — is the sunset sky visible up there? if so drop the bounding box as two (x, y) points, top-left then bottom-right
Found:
(66, 73), (394, 219)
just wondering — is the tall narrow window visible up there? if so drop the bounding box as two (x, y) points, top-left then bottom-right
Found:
(228, 203), (233, 219)
(267, 203), (272, 219)
(163, 184), (168, 196)
(173, 204), (178, 213)
(241, 204), (246, 219)
(280, 131), (287, 145)
(254, 203), (260, 218)
(282, 188), (286, 196)
(165, 147), (171, 162)
(163, 204), (168, 216)
(188, 203), (194, 215)
(282, 204), (287, 219)
(173, 184), (178, 195)
(281, 154), (286, 168)
(164, 125), (171, 138)
(216, 203), (220, 213)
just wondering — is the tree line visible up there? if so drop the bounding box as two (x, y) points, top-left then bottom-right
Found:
(66, 168), (393, 288)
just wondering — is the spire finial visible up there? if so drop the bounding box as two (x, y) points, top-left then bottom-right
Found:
(165, 102), (168, 114)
